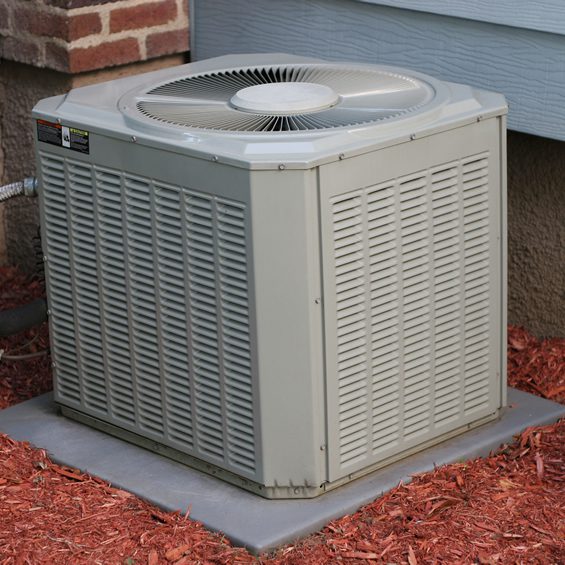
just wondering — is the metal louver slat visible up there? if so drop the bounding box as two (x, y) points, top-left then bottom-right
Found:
(156, 182), (194, 449)
(399, 174), (432, 440)
(331, 193), (369, 467)
(367, 182), (401, 453)
(186, 193), (224, 460)
(217, 200), (256, 473)
(95, 167), (137, 425)
(125, 175), (165, 436)
(431, 162), (463, 426)
(41, 153), (81, 406)
(462, 155), (491, 414)
(68, 161), (108, 415)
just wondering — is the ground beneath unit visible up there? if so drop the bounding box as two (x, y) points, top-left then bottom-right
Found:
(0, 388), (562, 555)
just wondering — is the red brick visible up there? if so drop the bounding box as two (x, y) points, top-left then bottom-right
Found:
(0, 36), (41, 65)
(15, 6), (67, 39)
(68, 12), (102, 41)
(68, 37), (141, 73)
(45, 41), (70, 72)
(146, 28), (188, 59)
(110, 0), (177, 33)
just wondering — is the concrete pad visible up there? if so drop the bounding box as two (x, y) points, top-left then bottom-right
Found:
(0, 388), (563, 554)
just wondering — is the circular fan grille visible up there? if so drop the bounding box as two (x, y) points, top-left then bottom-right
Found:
(129, 64), (436, 133)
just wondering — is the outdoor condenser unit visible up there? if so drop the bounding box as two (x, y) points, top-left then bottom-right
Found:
(33, 54), (507, 498)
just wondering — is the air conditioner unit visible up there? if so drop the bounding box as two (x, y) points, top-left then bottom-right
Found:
(33, 54), (507, 499)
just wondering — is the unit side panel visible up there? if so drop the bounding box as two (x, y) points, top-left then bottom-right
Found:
(38, 139), (262, 483)
(249, 169), (327, 491)
(319, 120), (503, 481)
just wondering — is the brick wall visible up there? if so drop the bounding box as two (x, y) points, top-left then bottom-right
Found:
(0, 0), (189, 73)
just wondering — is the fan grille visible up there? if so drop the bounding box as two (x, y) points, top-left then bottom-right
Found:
(132, 65), (435, 133)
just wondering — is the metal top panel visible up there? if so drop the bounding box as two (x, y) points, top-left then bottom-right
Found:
(33, 53), (506, 170)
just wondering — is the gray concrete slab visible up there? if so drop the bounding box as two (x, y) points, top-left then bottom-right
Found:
(0, 388), (563, 554)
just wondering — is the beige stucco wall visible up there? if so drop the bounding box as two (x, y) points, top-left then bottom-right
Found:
(507, 131), (564, 337)
(0, 61), (69, 270)
(0, 64), (563, 337)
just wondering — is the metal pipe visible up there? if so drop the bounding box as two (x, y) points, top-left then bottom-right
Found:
(0, 177), (38, 202)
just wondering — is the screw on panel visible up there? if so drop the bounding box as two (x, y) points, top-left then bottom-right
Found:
(293, 487), (300, 494)
(278, 164), (286, 170)
(211, 155), (219, 162)
(56, 118), (62, 124)
(131, 136), (137, 143)
(51, 362), (56, 368)
(42, 255), (47, 262)
(477, 115), (484, 122)
(314, 298), (321, 304)
(410, 133), (416, 140)
(320, 444), (326, 451)
(46, 309), (51, 316)
(338, 153), (345, 160)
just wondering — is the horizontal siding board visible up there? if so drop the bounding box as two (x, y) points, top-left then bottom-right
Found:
(355, 0), (565, 36)
(193, 0), (565, 141)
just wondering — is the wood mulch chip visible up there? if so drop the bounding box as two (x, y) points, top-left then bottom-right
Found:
(1, 267), (564, 563)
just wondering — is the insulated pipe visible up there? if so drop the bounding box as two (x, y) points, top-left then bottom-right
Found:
(0, 177), (38, 202)
(0, 298), (48, 338)
(0, 176), (45, 337)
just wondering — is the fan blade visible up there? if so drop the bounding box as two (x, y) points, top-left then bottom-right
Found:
(340, 88), (431, 110)
(136, 95), (228, 106)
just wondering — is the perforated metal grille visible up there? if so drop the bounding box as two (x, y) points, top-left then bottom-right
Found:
(130, 64), (433, 132)
(329, 153), (496, 471)
(41, 153), (257, 477)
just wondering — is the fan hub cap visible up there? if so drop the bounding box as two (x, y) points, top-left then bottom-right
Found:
(230, 82), (339, 115)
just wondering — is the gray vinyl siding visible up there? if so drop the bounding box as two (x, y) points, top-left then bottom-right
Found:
(192, 0), (565, 141)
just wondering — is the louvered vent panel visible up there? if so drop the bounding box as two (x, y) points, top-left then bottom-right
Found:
(67, 161), (108, 414)
(398, 175), (432, 440)
(41, 153), (81, 406)
(124, 175), (165, 436)
(331, 193), (369, 467)
(367, 183), (401, 453)
(431, 164), (463, 425)
(155, 183), (194, 449)
(95, 168), (136, 425)
(329, 152), (494, 474)
(42, 153), (257, 478)
(461, 156), (491, 414)
(217, 200), (255, 473)
(185, 193), (225, 461)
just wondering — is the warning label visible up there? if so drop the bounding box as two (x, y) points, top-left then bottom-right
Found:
(37, 120), (90, 154)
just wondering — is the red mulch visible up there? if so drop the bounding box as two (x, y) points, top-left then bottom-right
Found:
(0, 434), (252, 564)
(508, 326), (565, 404)
(0, 267), (51, 409)
(0, 422), (563, 564)
(1, 267), (564, 564)
(268, 421), (565, 564)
